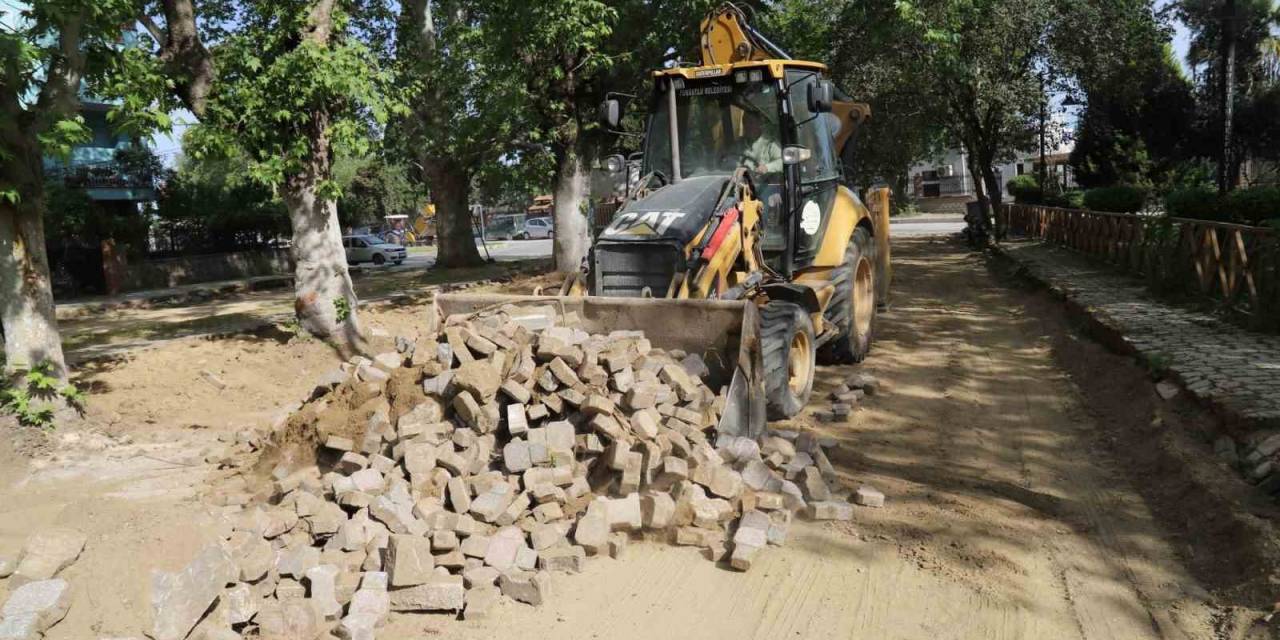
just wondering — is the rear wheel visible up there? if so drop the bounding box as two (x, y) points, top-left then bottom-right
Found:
(762, 301), (816, 420)
(819, 226), (877, 364)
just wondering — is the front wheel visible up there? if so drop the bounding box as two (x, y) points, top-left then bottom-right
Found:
(819, 226), (877, 364)
(372, 254), (387, 266)
(761, 301), (816, 420)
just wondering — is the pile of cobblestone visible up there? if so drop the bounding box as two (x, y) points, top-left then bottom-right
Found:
(158, 305), (866, 640)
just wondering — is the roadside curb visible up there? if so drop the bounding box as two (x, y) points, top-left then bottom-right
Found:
(991, 241), (1277, 431)
(56, 275), (295, 321)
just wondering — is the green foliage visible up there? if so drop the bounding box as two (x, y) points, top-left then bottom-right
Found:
(1082, 185), (1147, 213)
(332, 296), (351, 323)
(1056, 190), (1086, 209)
(0, 361), (84, 430)
(1006, 175), (1042, 204)
(1165, 186), (1227, 221)
(155, 152), (290, 253)
(1224, 187), (1280, 225)
(183, 2), (398, 197)
(334, 154), (425, 229)
(1067, 35), (1197, 190)
(484, 0), (620, 146)
(1070, 130), (1155, 190)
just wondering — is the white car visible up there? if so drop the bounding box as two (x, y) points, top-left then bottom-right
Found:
(521, 217), (553, 239)
(343, 235), (406, 266)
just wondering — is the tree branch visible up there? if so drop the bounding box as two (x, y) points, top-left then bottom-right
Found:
(138, 13), (165, 46)
(154, 0), (215, 119)
(33, 9), (87, 129)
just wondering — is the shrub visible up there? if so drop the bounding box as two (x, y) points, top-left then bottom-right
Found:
(1163, 186), (1227, 221)
(1083, 185), (1146, 213)
(1224, 187), (1280, 226)
(1006, 175), (1041, 204)
(1044, 190), (1084, 209)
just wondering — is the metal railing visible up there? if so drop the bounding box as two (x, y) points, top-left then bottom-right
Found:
(1002, 203), (1280, 328)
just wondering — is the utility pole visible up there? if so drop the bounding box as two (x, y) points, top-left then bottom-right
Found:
(1218, 0), (1237, 194)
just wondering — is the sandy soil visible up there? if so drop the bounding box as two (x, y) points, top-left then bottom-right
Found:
(1, 237), (1274, 639)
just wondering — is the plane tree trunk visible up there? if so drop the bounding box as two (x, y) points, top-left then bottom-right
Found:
(424, 160), (484, 269)
(551, 137), (590, 274)
(0, 156), (68, 381)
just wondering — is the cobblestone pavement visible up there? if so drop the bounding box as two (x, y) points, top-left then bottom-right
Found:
(1000, 240), (1280, 426)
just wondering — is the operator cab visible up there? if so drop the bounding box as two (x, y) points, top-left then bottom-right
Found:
(604, 62), (848, 275)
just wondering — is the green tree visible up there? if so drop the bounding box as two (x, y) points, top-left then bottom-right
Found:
(1069, 45), (1197, 189)
(1, 0), (138, 380)
(769, 0), (948, 206)
(334, 153), (423, 230)
(132, 0), (396, 342)
(387, 0), (537, 268)
(154, 151), (290, 253)
(485, 0), (618, 273)
(1176, 0), (1280, 189)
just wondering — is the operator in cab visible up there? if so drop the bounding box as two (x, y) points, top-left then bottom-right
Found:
(741, 114), (782, 176)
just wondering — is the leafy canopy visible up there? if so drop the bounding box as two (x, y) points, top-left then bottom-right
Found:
(177, 1), (401, 198)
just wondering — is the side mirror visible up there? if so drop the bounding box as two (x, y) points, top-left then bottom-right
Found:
(599, 98), (621, 130)
(604, 154), (626, 174)
(782, 146), (812, 166)
(807, 80), (834, 113)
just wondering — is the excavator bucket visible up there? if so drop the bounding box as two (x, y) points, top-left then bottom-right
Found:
(430, 293), (767, 440)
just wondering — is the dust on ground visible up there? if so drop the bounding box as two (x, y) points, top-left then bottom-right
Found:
(1, 238), (1277, 639)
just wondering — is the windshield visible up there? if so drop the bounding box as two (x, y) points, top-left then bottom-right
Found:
(359, 235), (387, 245)
(644, 78), (782, 181)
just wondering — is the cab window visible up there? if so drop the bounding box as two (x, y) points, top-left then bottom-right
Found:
(786, 71), (838, 183)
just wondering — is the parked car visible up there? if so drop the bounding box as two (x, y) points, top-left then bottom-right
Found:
(343, 234), (406, 266)
(520, 217), (553, 239)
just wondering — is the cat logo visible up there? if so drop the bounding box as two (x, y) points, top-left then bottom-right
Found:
(604, 210), (687, 237)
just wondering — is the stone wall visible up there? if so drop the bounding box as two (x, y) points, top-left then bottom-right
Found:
(121, 248), (293, 292)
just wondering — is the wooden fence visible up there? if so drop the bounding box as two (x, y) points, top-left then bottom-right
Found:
(1001, 203), (1280, 329)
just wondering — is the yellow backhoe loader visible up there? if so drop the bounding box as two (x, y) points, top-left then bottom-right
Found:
(434, 3), (890, 439)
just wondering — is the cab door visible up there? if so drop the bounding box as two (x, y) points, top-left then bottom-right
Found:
(784, 70), (840, 270)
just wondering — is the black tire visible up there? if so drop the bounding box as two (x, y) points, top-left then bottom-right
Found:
(819, 226), (878, 364)
(761, 301), (817, 420)
(517, 232), (530, 240)
(372, 253), (386, 266)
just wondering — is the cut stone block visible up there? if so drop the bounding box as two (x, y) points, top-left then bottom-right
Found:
(853, 485), (885, 508)
(1, 578), (71, 636)
(807, 500), (854, 521)
(388, 575), (465, 612)
(538, 545), (587, 573)
(149, 544), (236, 640)
(506, 403), (529, 436)
(499, 570), (551, 606)
(482, 527), (524, 571)
(304, 564), (342, 619)
(10, 528), (85, 587)
(387, 535), (434, 587)
(453, 360), (500, 402)
(464, 585), (501, 620)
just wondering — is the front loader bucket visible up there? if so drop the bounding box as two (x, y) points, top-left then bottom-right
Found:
(430, 294), (767, 440)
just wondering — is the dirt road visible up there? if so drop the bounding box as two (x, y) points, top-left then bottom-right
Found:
(1, 237), (1263, 639)
(379, 236), (1221, 639)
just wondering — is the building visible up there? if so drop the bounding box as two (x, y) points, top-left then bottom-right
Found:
(3, 2), (158, 294)
(907, 119), (1077, 207)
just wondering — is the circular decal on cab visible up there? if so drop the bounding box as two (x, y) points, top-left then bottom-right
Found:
(800, 201), (821, 235)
